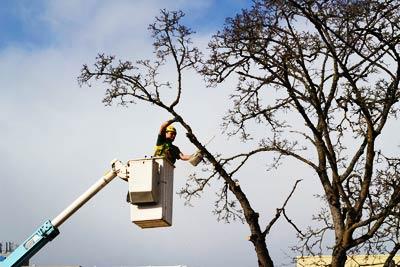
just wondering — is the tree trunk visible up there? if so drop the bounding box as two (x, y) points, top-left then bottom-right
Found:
(252, 234), (274, 267)
(330, 246), (347, 267)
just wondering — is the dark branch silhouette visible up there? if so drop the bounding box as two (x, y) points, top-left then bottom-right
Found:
(79, 8), (301, 267)
(201, 1), (400, 266)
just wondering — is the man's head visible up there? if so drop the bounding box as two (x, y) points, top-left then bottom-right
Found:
(165, 125), (177, 141)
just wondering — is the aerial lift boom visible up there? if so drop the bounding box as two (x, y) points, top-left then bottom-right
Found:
(0, 160), (123, 267)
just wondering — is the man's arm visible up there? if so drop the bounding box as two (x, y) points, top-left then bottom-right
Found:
(179, 152), (192, 161)
(159, 118), (177, 134)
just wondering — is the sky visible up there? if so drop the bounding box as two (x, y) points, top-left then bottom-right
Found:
(3, 1), (394, 267)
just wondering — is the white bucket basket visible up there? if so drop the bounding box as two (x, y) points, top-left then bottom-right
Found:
(128, 157), (175, 228)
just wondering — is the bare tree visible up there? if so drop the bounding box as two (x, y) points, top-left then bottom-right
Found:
(201, 0), (400, 266)
(78, 9), (301, 267)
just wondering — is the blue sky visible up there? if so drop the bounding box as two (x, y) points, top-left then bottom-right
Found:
(0, 0), (252, 51)
(0, 1), (324, 267)
(0, 1), (49, 49)
(2, 2), (400, 266)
